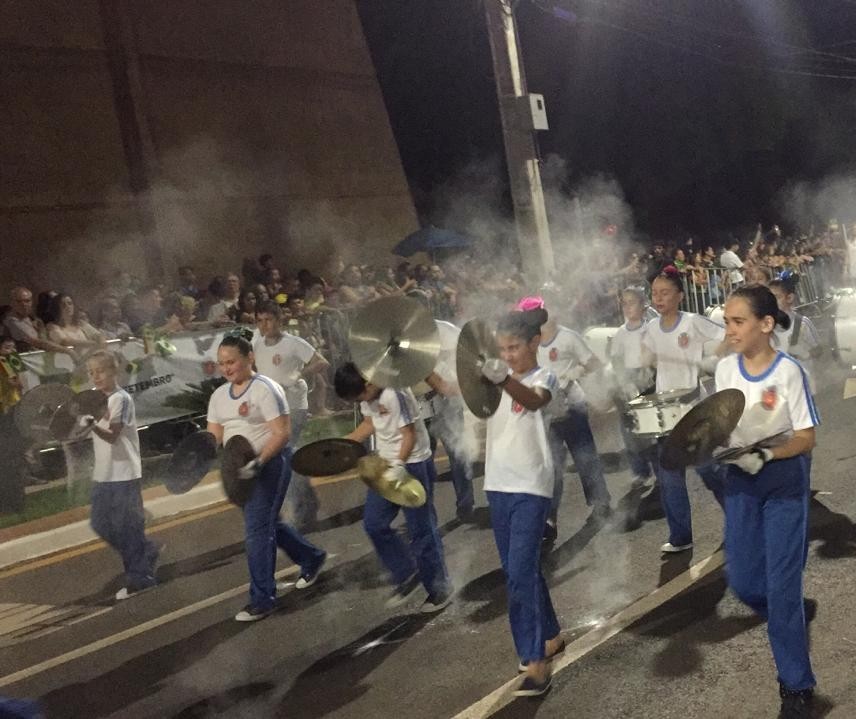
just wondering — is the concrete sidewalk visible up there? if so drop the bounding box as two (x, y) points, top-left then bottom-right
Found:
(0, 455), (451, 571)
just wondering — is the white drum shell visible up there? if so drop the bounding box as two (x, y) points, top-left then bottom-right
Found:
(834, 291), (856, 366)
(624, 394), (695, 437)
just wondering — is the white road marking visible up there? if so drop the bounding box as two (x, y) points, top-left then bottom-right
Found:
(0, 565), (300, 688)
(452, 549), (725, 719)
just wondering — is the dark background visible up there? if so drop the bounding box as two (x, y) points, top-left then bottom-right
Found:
(358, 0), (856, 239)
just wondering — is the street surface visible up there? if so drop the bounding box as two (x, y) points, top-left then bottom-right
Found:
(1, 367), (854, 719)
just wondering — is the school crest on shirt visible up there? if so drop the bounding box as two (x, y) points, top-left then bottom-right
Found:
(511, 400), (524, 414)
(238, 401), (250, 417)
(272, 353), (282, 366)
(678, 332), (690, 349)
(549, 347), (559, 362)
(762, 386), (778, 410)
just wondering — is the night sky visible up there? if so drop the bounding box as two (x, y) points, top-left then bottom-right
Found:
(358, 0), (856, 240)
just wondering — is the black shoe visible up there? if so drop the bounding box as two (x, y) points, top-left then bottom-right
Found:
(779, 684), (813, 719)
(421, 587), (453, 613)
(235, 604), (275, 622)
(385, 573), (421, 609)
(456, 506), (475, 523)
(543, 520), (558, 543)
(296, 552), (327, 589)
(513, 674), (552, 697)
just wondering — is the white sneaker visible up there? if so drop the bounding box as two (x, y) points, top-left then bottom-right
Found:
(115, 583), (155, 601)
(660, 541), (693, 553)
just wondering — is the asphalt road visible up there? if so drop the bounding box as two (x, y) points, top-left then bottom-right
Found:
(1, 367), (854, 719)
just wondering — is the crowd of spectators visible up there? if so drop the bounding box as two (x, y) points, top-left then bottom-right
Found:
(2, 221), (854, 419)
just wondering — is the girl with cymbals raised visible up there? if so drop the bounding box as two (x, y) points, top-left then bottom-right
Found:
(480, 308), (565, 697)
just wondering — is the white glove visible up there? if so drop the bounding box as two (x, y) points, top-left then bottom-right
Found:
(382, 463), (408, 486)
(237, 458), (261, 480)
(726, 448), (773, 475)
(77, 415), (95, 429)
(481, 358), (509, 384)
(558, 364), (585, 386)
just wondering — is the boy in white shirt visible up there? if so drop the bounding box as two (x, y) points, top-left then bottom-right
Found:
(80, 350), (158, 600)
(335, 362), (452, 612)
(254, 301), (330, 527)
(720, 240), (745, 288)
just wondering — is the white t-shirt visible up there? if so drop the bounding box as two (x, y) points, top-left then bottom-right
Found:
(92, 388), (142, 483)
(207, 374), (289, 454)
(641, 312), (724, 393)
(610, 322), (646, 370)
(253, 333), (316, 411)
(720, 249), (744, 284)
(434, 319), (460, 383)
(715, 351), (819, 449)
(537, 325), (593, 407)
(773, 312), (819, 394)
(361, 387), (432, 464)
(484, 366), (557, 499)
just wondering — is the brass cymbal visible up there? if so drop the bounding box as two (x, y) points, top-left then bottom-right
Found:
(660, 389), (745, 470)
(165, 430), (218, 494)
(292, 438), (368, 477)
(357, 454), (427, 508)
(14, 384), (76, 444)
(221, 435), (258, 506)
(713, 432), (790, 463)
(348, 296), (440, 389)
(456, 318), (501, 419)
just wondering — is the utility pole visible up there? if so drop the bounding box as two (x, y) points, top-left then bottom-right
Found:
(483, 0), (554, 283)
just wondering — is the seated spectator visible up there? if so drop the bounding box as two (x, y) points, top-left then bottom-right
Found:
(3, 287), (78, 358)
(237, 288), (259, 325)
(264, 267), (284, 299)
(177, 265), (202, 300)
(45, 293), (105, 351)
(95, 297), (132, 340)
(124, 287), (164, 334)
(205, 276), (239, 325)
(337, 264), (379, 306)
(158, 292), (201, 333)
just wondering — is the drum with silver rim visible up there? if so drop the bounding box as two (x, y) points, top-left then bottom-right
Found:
(623, 387), (698, 438)
(833, 289), (856, 366)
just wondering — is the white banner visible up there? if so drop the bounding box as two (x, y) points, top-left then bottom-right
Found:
(19, 330), (232, 426)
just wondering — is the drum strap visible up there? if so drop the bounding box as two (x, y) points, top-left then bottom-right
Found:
(790, 314), (802, 347)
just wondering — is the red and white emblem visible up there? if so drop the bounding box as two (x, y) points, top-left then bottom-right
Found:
(272, 353), (282, 366)
(678, 332), (690, 349)
(511, 400), (524, 414)
(238, 401), (250, 417)
(549, 347), (559, 362)
(762, 386), (777, 410)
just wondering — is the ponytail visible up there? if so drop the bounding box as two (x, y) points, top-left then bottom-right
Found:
(731, 285), (790, 330)
(219, 326), (255, 356)
(497, 308), (548, 342)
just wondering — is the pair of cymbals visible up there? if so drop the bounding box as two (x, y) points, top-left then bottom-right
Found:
(349, 296), (441, 389)
(165, 431), (259, 507)
(15, 384), (108, 444)
(292, 439), (424, 507)
(659, 389), (745, 470)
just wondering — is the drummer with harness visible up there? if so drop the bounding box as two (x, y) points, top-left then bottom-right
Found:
(637, 266), (729, 554)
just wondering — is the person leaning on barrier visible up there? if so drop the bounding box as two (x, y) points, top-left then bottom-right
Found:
(3, 287), (78, 359)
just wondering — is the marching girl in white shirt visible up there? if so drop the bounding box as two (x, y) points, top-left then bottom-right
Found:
(715, 285), (819, 718)
(480, 308), (564, 697)
(768, 277), (821, 393)
(207, 330), (327, 622)
(641, 266), (727, 553)
(610, 286), (657, 485)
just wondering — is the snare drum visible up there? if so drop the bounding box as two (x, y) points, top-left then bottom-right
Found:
(833, 290), (856, 366)
(623, 388), (698, 438)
